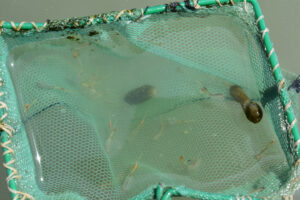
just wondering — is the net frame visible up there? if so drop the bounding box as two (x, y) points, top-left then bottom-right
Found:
(0, 0), (299, 199)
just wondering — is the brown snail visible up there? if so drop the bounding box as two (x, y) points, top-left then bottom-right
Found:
(230, 85), (263, 123)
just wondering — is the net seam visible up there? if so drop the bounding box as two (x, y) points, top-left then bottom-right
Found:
(257, 13), (299, 164)
(0, 90), (34, 199)
(282, 195), (293, 200)
(160, 186), (263, 200)
(0, 9), (136, 34)
(0, 0), (240, 33)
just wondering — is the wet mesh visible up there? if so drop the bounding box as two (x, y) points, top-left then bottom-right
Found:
(0, 2), (299, 200)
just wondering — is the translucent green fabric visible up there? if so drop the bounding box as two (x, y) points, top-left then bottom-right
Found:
(0, 1), (299, 200)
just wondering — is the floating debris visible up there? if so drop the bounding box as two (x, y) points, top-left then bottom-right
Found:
(179, 155), (200, 170)
(24, 98), (38, 113)
(249, 187), (265, 194)
(187, 158), (201, 170)
(288, 75), (300, 93)
(153, 122), (166, 140)
(88, 30), (99, 36)
(66, 35), (80, 41)
(255, 139), (275, 160)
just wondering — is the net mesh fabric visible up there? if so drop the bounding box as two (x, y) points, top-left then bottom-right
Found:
(1, 3), (299, 200)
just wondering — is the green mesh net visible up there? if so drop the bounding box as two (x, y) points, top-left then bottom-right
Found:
(0, 1), (299, 200)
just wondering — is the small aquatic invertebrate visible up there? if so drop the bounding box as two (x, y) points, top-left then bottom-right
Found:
(73, 51), (79, 58)
(106, 118), (116, 154)
(24, 99), (38, 113)
(201, 87), (224, 98)
(179, 155), (200, 170)
(124, 85), (156, 105)
(187, 158), (201, 170)
(153, 122), (166, 140)
(179, 155), (184, 163)
(230, 85), (263, 123)
(255, 139), (275, 160)
(122, 161), (138, 190)
(131, 114), (146, 137)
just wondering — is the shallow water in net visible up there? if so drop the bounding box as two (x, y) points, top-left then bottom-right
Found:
(5, 11), (290, 199)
